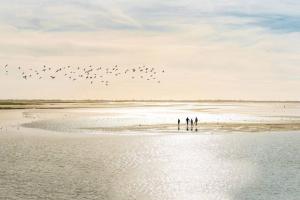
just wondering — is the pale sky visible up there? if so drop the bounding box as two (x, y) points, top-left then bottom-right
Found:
(0, 0), (299, 100)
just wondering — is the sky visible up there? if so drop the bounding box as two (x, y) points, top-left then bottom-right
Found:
(0, 0), (299, 100)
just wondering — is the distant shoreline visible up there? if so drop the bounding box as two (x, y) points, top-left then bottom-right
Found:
(0, 99), (300, 103)
(0, 99), (299, 110)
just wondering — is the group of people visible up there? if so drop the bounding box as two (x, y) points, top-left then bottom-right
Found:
(177, 117), (198, 131)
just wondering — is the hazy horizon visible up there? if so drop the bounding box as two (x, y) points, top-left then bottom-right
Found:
(1, 98), (300, 103)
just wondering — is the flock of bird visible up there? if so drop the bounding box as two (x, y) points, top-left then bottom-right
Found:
(1, 64), (165, 86)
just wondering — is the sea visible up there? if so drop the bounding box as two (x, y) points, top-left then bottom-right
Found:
(0, 101), (299, 199)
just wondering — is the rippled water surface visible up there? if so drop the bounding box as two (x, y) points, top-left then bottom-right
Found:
(0, 101), (299, 200)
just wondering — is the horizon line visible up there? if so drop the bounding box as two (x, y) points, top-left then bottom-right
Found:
(0, 99), (300, 103)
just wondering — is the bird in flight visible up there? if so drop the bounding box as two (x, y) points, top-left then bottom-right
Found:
(1, 64), (166, 86)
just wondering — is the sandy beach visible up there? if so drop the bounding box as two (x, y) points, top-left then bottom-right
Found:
(0, 101), (299, 200)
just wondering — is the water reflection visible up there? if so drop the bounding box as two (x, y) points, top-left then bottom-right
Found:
(0, 104), (299, 199)
(21, 102), (300, 134)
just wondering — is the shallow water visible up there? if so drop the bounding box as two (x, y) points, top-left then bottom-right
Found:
(0, 102), (299, 200)
(20, 101), (300, 133)
(0, 130), (299, 200)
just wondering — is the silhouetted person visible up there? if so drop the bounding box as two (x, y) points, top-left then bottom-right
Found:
(191, 119), (194, 128)
(186, 117), (189, 126)
(177, 119), (180, 130)
(195, 117), (198, 126)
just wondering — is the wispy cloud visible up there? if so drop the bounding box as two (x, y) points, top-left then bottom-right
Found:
(0, 0), (141, 31)
(0, 0), (299, 33)
(0, 0), (299, 100)
(222, 12), (300, 33)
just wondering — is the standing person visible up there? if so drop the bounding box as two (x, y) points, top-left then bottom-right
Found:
(191, 119), (194, 128)
(195, 117), (198, 126)
(186, 117), (189, 126)
(177, 119), (180, 130)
